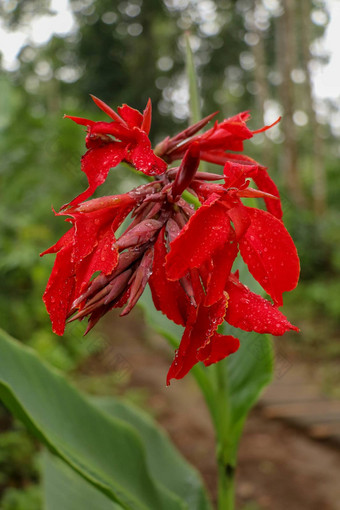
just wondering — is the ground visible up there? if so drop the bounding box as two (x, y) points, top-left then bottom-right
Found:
(77, 308), (340, 510)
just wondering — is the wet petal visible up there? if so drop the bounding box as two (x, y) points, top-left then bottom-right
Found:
(251, 166), (283, 220)
(239, 208), (300, 306)
(204, 240), (238, 306)
(127, 129), (167, 176)
(43, 242), (76, 336)
(223, 160), (258, 189)
(118, 104), (143, 129)
(166, 195), (232, 280)
(227, 202), (250, 239)
(167, 295), (228, 383)
(149, 228), (190, 326)
(64, 142), (127, 208)
(88, 121), (134, 142)
(225, 275), (299, 335)
(197, 333), (240, 366)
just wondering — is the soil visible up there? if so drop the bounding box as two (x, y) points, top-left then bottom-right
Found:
(80, 309), (340, 510)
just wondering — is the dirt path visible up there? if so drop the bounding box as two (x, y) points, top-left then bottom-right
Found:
(81, 310), (340, 510)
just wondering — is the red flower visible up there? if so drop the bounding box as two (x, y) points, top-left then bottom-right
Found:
(62, 96), (166, 209)
(42, 97), (299, 384)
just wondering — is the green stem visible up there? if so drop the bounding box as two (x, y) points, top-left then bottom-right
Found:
(215, 361), (235, 510)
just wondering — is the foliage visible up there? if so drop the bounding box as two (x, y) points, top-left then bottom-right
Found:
(0, 328), (212, 510)
(1, 486), (42, 510)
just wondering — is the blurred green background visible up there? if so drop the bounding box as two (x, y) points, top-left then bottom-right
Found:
(0, 0), (339, 508)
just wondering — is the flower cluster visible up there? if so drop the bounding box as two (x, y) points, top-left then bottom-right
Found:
(42, 96), (299, 384)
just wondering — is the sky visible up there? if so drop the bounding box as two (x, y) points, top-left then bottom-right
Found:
(0, 0), (339, 102)
(312, 0), (340, 100)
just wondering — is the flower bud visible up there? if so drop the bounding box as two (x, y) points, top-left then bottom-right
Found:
(171, 141), (200, 200)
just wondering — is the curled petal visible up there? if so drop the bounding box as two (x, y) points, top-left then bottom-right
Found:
(223, 160), (258, 189)
(239, 208), (300, 306)
(251, 166), (283, 220)
(197, 333), (240, 366)
(252, 116), (281, 134)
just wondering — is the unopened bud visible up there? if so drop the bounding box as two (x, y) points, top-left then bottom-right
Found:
(116, 219), (163, 251)
(171, 142), (200, 201)
(121, 246), (154, 316)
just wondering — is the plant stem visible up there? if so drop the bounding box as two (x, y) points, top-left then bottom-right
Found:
(215, 360), (235, 510)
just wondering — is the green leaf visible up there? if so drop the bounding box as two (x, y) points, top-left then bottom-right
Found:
(185, 32), (201, 125)
(92, 396), (213, 510)
(42, 450), (122, 510)
(221, 326), (273, 444)
(0, 329), (187, 510)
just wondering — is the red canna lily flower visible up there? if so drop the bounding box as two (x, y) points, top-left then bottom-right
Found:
(42, 97), (300, 384)
(62, 96), (166, 209)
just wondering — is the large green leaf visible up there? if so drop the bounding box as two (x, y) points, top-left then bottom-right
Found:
(221, 326), (273, 444)
(92, 396), (213, 510)
(42, 450), (122, 510)
(0, 329), (186, 510)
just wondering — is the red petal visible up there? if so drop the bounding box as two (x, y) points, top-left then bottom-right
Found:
(225, 275), (299, 335)
(65, 142), (127, 208)
(166, 195), (232, 280)
(204, 240), (238, 306)
(227, 202), (250, 239)
(70, 199), (134, 263)
(90, 95), (127, 125)
(223, 160), (258, 189)
(197, 333), (240, 366)
(167, 295), (228, 383)
(149, 228), (190, 326)
(117, 104), (143, 129)
(74, 228), (119, 298)
(64, 115), (95, 127)
(43, 242), (76, 335)
(88, 121), (134, 142)
(252, 116), (281, 134)
(141, 99), (152, 135)
(251, 166), (283, 220)
(40, 227), (74, 256)
(239, 208), (300, 306)
(127, 129), (167, 176)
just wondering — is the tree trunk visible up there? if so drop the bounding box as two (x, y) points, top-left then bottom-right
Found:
(251, 3), (273, 170)
(300, 0), (326, 215)
(276, 0), (306, 207)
